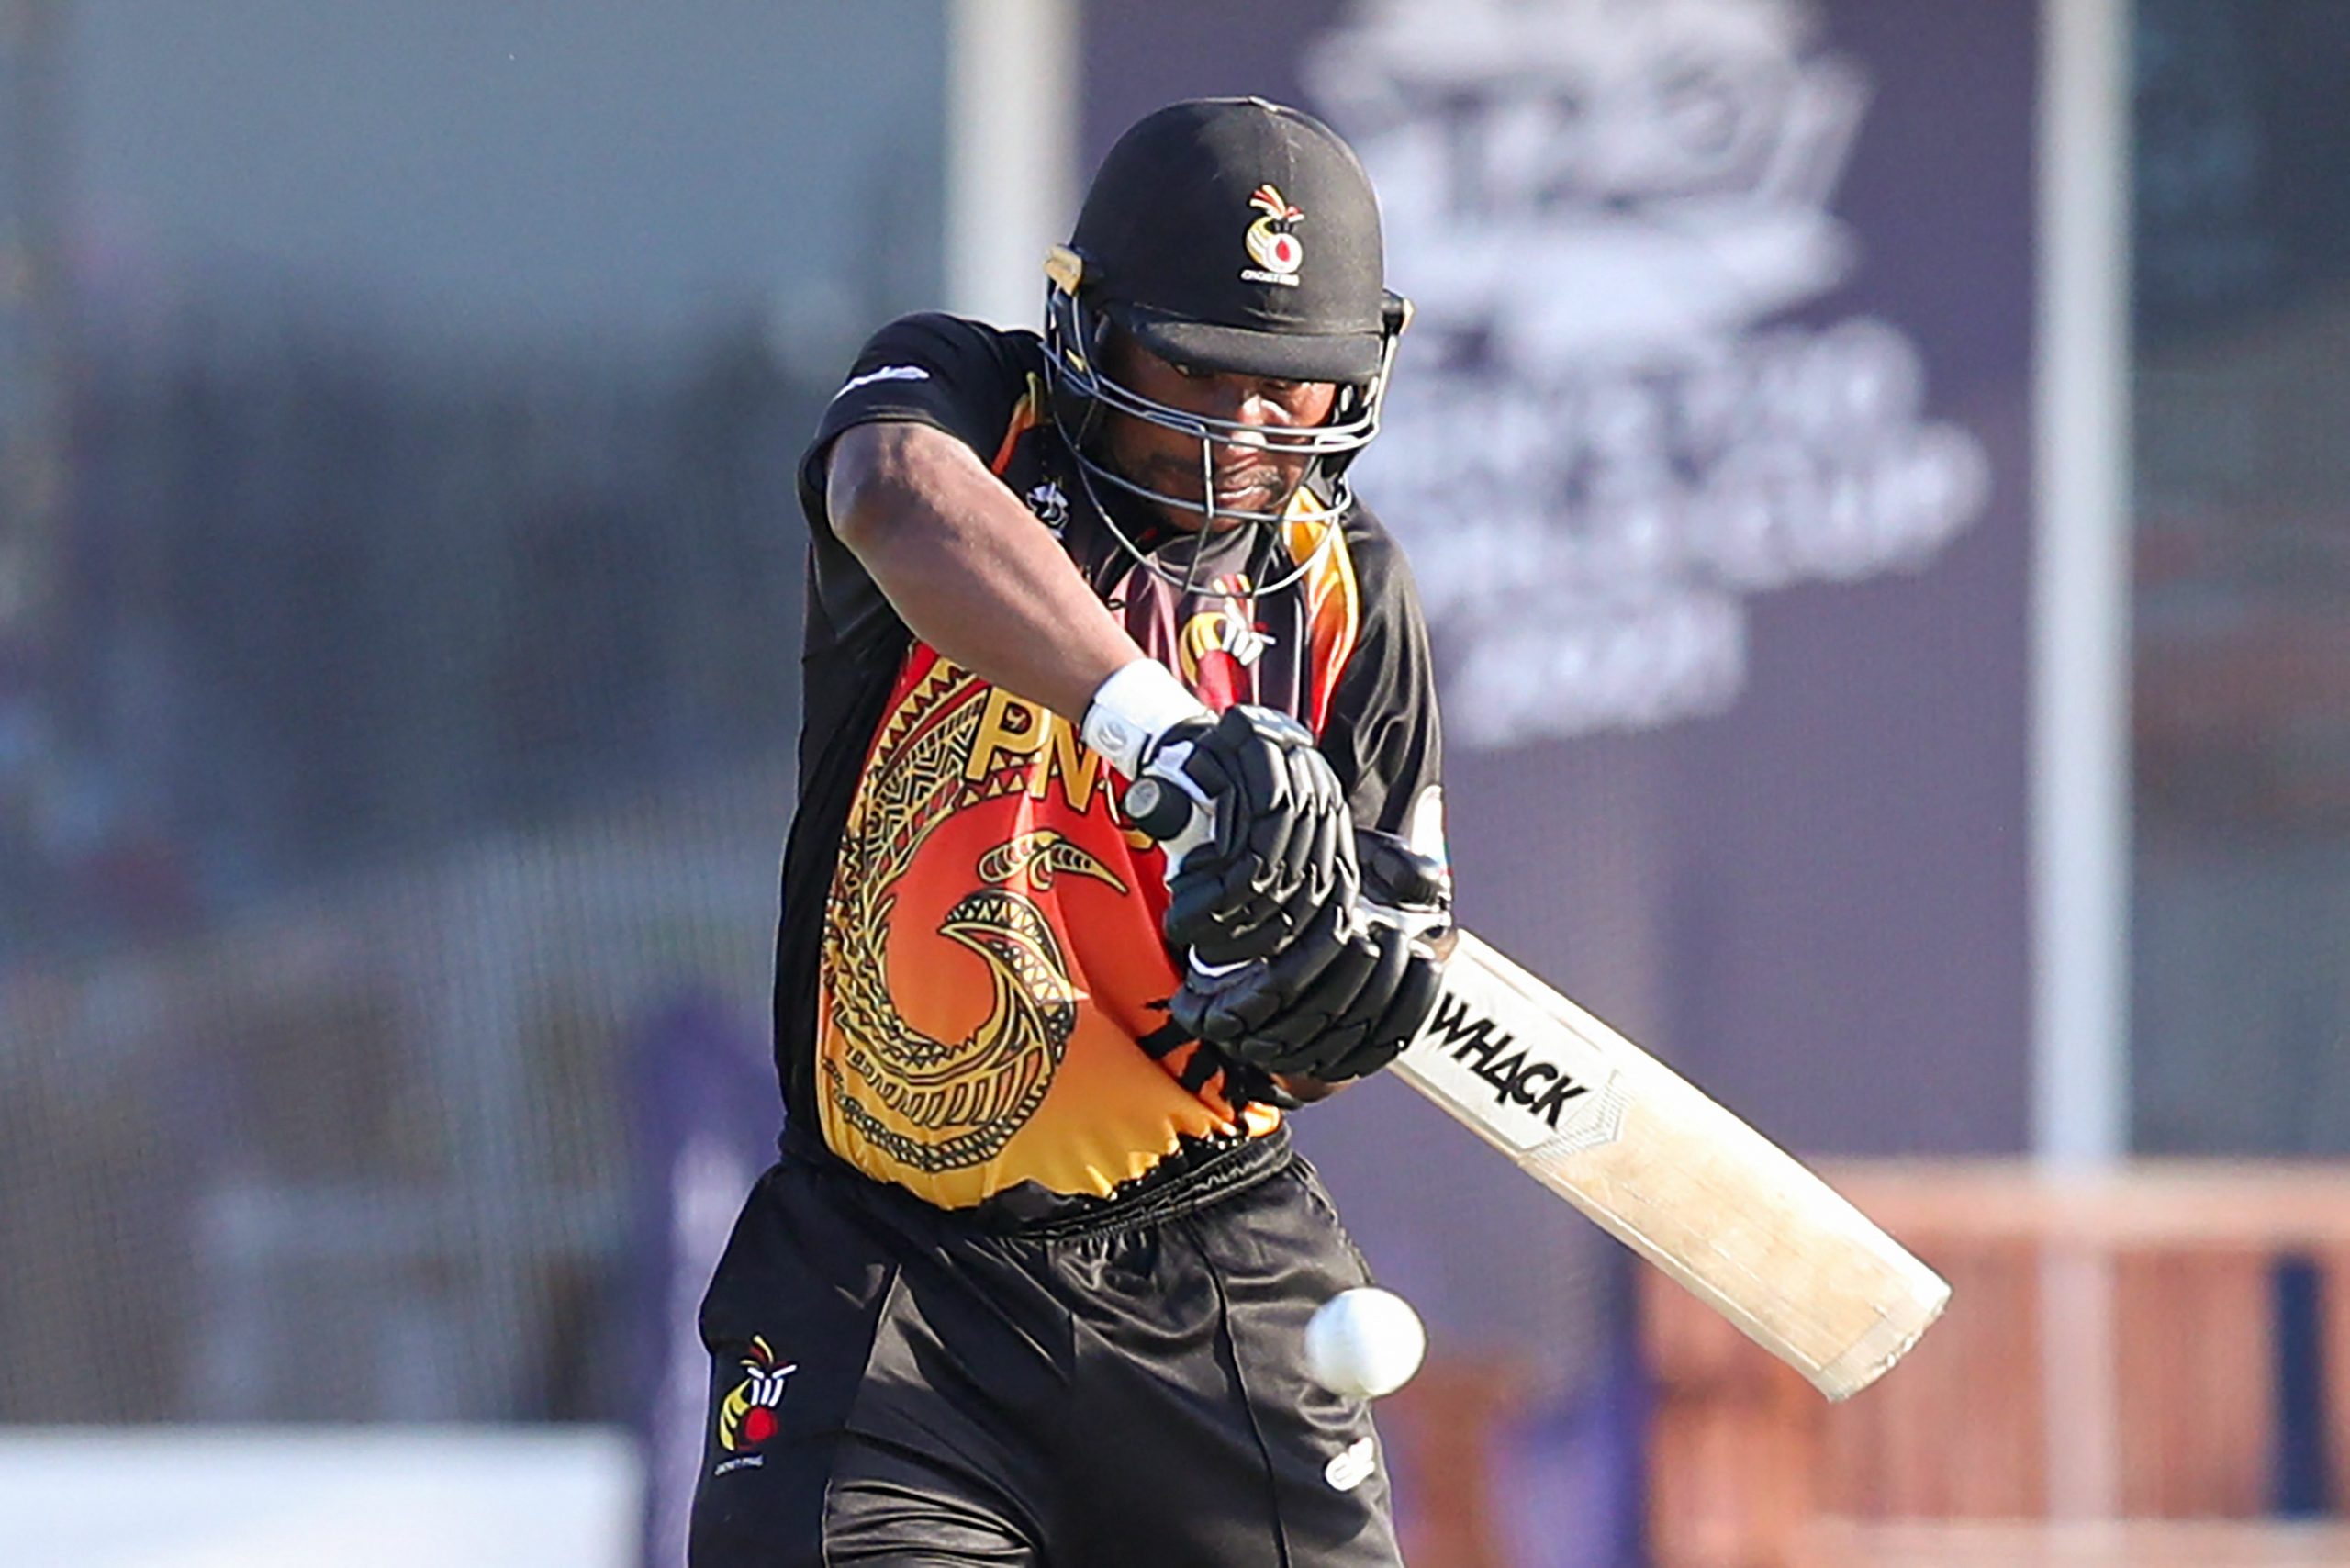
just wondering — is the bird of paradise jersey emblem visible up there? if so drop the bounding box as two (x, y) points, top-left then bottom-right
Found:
(822, 660), (1105, 1174)
(1243, 185), (1305, 283)
(717, 1337), (798, 1453)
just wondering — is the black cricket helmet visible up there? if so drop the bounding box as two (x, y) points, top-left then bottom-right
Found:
(1043, 97), (1413, 532)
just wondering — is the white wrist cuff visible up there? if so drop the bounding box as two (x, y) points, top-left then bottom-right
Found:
(1081, 659), (1208, 778)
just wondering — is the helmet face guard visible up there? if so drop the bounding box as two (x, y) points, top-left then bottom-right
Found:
(1042, 244), (1412, 535)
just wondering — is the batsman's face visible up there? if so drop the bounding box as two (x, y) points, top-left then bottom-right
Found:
(1103, 338), (1340, 532)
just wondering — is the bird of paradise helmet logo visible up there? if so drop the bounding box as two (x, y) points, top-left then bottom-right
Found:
(1243, 185), (1305, 283)
(717, 1337), (799, 1452)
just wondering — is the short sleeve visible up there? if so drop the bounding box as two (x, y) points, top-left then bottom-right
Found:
(794, 314), (1038, 657)
(797, 313), (1028, 513)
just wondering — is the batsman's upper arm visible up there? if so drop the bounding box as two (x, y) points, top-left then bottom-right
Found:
(824, 420), (997, 562)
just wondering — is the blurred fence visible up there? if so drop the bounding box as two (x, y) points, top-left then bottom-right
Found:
(2, 306), (823, 1427)
(1644, 1162), (2350, 1567)
(0, 0), (949, 1446)
(1, 756), (789, 1424)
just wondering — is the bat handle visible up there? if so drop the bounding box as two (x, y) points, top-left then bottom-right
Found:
(1124, 775), (1194, 843)
(1125, 772), (1265, 992)
(1125, 764), (1214, 872)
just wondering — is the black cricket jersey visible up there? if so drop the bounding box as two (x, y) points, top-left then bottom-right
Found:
(779, 312), (1445, 1216)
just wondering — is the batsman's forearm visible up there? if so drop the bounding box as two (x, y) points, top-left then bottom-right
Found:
(828, 422), (1147, 722)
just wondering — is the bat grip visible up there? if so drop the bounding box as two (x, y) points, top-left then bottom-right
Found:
(1124, 775), (1195, 845)
(1124, 769), (1256, 985)
(1124, 757), (1214, 872)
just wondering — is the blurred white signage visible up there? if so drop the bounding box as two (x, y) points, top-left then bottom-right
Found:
(1306, 0), (1991, 746)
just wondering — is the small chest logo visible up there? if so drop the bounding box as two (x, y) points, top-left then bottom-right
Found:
(1243, 185), (1305, 286)
(717, 1337), (799, 1454)
(1179, 606), (1273, 678)
(1178, 576), (1274, 709)
(1025, 479), (1070, 537)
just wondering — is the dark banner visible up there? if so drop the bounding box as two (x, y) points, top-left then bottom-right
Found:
(1078, 3), (2034, 1555)
(624, 993), (780, 1567)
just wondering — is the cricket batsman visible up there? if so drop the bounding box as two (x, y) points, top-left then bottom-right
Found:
(689, 97), (1451, 1567)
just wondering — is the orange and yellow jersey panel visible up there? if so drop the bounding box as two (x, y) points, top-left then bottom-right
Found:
(812, 644), (1280, 1208)
(780, 313), (1447, 1217)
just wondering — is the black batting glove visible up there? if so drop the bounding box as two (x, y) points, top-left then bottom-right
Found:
(1171, 905), (1445, 1083)
(1170, 831), (1452, 1085)
(1154, 705), (1354, 963)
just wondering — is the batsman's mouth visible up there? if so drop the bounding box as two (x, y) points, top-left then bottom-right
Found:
(1145, 460), (1291, 508)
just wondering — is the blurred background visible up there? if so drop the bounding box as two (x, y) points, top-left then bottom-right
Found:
(2, 0), (2345, 1563)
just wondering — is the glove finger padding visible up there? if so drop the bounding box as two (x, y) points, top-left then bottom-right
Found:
(1235, 727), (1334, 901)
(1221, 919), (1389, 1073)
(1221, 708), (1304, 812)
(1168, 828), (1349, 964)
(1195, 916), (1447, 1085)
(1169, 896), (1353, 1047)
(1311, 930), (1445, 1082)
(1187, 708), (1306, 864)
(1158, 705), (1354, 955)
(1280, 916), (1416, 1077)
(1162, 832), (1316, 947)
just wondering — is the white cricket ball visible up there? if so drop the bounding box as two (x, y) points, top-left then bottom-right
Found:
(1304, 1286), (1427, 1399)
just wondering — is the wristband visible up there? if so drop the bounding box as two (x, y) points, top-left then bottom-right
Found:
(1080, 658), (1209, 778)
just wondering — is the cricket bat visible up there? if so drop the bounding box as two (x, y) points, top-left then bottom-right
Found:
(1125, 776), (1951, 1402)
(1389, 930), (1949, 1401)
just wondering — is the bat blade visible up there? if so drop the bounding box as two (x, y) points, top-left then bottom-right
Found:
(1391, 931), (1950, 1400)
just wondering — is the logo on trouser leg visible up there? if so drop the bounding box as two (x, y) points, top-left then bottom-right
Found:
(713, 1336), (799, 1474)
(1325, 1435), (1377, 1492)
